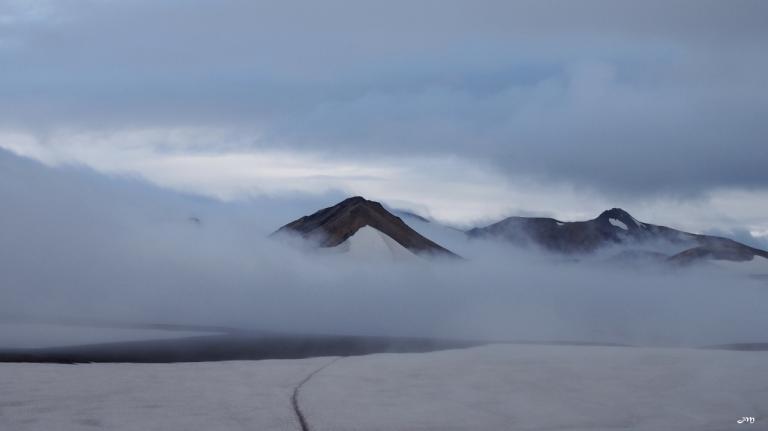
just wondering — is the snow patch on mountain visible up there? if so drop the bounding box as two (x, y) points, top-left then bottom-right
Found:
(336, 226), (418, 261)
(608, 218), (628, 230)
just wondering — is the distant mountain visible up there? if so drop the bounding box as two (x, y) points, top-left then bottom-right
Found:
(273, 196), (459, 258)
(468, 208), (768, 265)
(275, 198), (766, 269)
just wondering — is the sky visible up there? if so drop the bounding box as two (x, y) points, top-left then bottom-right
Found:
(1, 1), (768, 345)
(1, 0), (767, 240)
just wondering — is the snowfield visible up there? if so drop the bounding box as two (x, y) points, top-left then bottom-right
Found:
(1, 344), (766, 431)
(0, 357), (331, 431)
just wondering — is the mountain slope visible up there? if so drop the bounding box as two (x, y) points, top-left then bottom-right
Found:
(273, 197), (459, 258)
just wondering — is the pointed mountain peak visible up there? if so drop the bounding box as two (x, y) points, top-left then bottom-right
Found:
(337, 196), (368, 206)
(274, 196), (459, 258)
(330, 196), (390, 212)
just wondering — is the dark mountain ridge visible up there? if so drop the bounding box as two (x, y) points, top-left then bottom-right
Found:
(468, 207), (768, 264)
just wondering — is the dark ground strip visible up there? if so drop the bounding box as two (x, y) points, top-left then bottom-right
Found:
(6, 331), (758, 364)
(0, 334), (483, 363)
(291, 357), (342, 431)
(0, 318), (247, 335)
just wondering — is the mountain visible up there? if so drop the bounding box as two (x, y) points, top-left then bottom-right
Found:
(468, 208), (768, 265)
(273, 196), (459, 258)
(275, 198), (766, 269)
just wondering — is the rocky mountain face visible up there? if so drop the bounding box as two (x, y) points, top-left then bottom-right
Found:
(273, 196), (459, 258)
(468, 208), (768, 264)
(274, 197), (766, 268)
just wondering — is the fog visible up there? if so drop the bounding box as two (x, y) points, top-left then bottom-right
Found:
(1, 150), (766, 348)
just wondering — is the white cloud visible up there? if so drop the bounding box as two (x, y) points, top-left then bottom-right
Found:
(2, 127), (767, 240)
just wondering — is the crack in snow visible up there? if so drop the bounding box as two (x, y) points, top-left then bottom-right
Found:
(291, 357), (342, 431)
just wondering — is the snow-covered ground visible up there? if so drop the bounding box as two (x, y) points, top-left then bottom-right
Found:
(0, 323), (219, 349)
(304, 345), (768, 431)
(0, 357), (331, 431)
(2, 344), (766, 431)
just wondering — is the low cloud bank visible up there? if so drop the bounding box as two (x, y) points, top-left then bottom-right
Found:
(1, 150), (766, 347)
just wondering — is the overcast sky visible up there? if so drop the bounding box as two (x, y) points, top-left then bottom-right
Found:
(1, 0), (767, 239)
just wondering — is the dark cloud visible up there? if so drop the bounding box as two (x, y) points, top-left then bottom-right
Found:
(1, 0), (767, 196)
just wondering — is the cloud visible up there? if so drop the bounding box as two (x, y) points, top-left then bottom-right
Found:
(0, 0), (766, 199)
